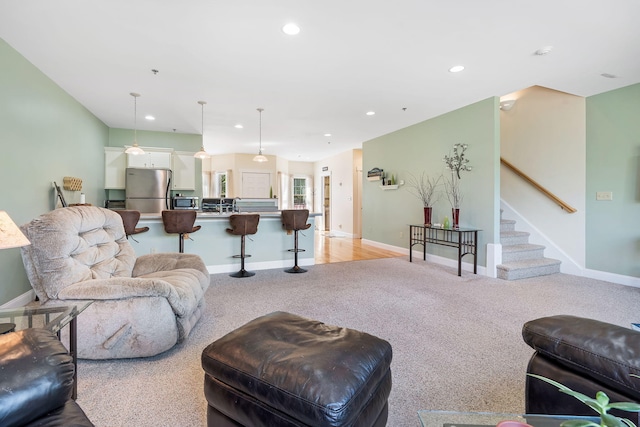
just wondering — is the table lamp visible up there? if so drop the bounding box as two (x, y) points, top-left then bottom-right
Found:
(0, 211), (31, 334)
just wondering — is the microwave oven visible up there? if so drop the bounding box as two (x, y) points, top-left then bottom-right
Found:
(172, 196), (199, 210)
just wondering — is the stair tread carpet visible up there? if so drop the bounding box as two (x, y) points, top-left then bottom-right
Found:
(497, 257), (561, 270)
(502, 243), (546, 253)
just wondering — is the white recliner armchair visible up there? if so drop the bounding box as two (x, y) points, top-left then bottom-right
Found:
(20, 206), (210, 359)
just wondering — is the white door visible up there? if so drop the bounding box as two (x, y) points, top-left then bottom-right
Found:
(242, 172), (270, 198)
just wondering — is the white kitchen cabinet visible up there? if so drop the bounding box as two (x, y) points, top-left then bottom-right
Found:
(104, 147), (127, 189)
(172, 151), (196, 190)
(127, 150), (172, 169)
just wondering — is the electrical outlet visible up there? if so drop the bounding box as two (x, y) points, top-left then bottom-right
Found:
(596, 191), (613, 201)
(400, 231), (404, 238)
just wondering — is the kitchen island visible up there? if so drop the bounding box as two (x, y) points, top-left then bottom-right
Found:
(132, 212), (319, 274)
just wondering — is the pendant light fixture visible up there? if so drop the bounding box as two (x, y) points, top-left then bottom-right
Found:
(253, 108), (268, 163)
(194, 100), (210, 159)
(124, 93), (145, 155)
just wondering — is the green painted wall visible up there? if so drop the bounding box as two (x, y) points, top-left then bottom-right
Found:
(0, 39), (205, 305)
(362, 97), (500, 267)
(586, 83), (640, 277)
(0, 38), (109, 303)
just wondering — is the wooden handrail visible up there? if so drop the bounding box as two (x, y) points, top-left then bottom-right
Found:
(500, 157), (577, 213)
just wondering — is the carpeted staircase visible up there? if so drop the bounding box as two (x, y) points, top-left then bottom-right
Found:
(497, 215), (561, 280)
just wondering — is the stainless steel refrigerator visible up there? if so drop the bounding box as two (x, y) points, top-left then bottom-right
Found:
(125, 168), (172, 213)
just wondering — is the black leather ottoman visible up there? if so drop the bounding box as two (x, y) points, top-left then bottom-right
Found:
(201, 311), (393, 427)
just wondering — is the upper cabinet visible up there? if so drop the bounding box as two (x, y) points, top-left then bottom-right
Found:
(104, 147), (196, 191)
(127, 149), (172, 169)
(172, 151), (196, 190)
(104, 147), (127, 189)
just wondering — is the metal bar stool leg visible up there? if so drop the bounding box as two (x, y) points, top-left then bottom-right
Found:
(230, 235), (255, 278)
(286, 230), (307, 274)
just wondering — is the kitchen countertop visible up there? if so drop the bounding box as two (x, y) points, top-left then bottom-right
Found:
(139, 211), (321, 220)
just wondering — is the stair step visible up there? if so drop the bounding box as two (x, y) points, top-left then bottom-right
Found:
(500, 230), (530, 246)
(500, 219), (516, 232)
(497, 258), (561, 280)
(502, 244), (546, 262)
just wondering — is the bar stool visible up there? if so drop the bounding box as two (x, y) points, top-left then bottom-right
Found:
(161, 210), (201, 253)
(115, 210), (149, 242)
(226, 214), (260, 278)
(281, 209), (311, 273)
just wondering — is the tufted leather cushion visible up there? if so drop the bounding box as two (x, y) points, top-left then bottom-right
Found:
(20, 206), (135, 301)
(226, 214), (260, 236)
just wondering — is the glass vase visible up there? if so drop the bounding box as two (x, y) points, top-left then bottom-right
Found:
(452, 208), (460, 229)
(423, 207), (432, 226)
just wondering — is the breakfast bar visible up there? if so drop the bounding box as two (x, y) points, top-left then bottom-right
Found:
(130, 212), (319, 274)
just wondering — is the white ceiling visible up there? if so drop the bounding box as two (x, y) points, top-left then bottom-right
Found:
(2, 1), (639, 162)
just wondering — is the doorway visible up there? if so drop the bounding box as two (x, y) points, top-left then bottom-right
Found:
(241, 172), (270, 198)
(323, 175), (330, 232)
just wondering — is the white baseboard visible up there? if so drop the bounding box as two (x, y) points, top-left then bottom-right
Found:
(0, 290), (36, 308)
(362, 239), (487, 276)
(583, 269), (640, 288)
(206, 257), (315, 275)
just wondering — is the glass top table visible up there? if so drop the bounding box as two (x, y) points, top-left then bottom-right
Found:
(0, 301), (93, 399)
(418, 411), (602, 427)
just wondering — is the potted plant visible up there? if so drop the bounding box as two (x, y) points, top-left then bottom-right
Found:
(406, 172), (442, 226)
(443, 143), (472, 228)
(528, 374), (640, 427)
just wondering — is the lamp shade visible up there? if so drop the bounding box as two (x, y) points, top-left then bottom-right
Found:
(0, 211), (30, 249)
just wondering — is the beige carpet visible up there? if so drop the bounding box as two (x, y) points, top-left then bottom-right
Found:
(76, 258), (640, 426)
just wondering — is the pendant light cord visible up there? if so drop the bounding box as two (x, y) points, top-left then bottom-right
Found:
(133, 95), (137, 143)
(258, 108), (264, 154)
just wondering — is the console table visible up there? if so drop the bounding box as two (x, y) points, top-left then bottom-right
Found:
(409, 225), (480, 276)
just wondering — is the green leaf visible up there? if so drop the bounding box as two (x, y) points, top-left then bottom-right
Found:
(620, 418), (638, 427)
(609, 402), (640, 412)
(601, 413), (627, 427)
(596, 391), (611, 407)
(559, 420), (600, 427)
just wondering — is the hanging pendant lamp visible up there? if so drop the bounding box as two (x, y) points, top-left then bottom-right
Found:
(124, 93), (145, 155)
(194, 100), (210, 159)
(253, 108), (268, 162)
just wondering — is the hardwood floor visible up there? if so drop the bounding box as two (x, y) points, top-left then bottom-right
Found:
(314, 231), (405, 264)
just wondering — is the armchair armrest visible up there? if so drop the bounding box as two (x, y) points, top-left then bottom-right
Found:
(57, 277), (172, 300)
(523, 315), (640, 398)
(132, 253), (208, 278)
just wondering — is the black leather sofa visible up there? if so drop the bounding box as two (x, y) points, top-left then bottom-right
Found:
(523, 315), (640, 417)
(0, 328), (94, 427)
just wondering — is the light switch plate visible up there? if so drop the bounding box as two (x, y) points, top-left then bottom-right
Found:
(596, 191), (613, 201)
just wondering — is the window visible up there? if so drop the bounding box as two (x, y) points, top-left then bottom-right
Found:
(293, 177), (306, 208)
(215, 172), (227, 197)
(203, 171), (228, 198)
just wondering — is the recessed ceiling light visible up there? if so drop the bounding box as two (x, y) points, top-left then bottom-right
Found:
(234, 124), (243, 129)
(449, 65), (465, 73)
(145, 115), (155, 121)
(601, 73), (617, 79)
(282, 23), (300, 35)
(324, 133), (332, 137)
(534, 46), (554, 56)
(366, 111), (376, 116)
